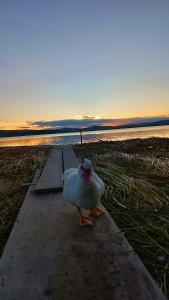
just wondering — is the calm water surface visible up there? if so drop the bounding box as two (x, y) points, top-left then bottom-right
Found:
(0, 125), (169, 147)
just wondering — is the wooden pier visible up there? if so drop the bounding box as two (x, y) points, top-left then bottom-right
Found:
(0, 146), (167, 300)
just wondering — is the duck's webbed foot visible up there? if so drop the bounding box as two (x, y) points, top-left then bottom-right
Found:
(90, 207), (104, 218)
(77, 207), (95, 227)
(79, 215), (95, 227)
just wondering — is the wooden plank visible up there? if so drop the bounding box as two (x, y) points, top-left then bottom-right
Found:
(35, 146), (63, 193)
(0, 186), (166, 299)
(63, 145), (79, 171)
(0, 149), (167, 300)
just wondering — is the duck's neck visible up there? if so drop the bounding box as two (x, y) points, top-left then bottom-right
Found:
(80, 174), (93, 186)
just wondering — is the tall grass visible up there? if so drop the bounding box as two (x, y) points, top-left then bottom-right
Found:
(83, 151), (169, 296)
(0, 147), (50, 256)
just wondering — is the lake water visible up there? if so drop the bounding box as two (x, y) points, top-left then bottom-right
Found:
(0, 125), (169, 147)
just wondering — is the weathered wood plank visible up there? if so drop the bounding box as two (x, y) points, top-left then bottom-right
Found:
(0, 148), (167, 300)
(35, 146), (63, 193)
(63, 145), (79, 171)
(0, 188), (166, 299)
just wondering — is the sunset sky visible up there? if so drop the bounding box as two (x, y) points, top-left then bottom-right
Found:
(0, 0), (169, 130)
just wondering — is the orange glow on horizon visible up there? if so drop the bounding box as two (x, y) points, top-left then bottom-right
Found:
(0, 113), (169, 130)
(0, 121), (49, 130)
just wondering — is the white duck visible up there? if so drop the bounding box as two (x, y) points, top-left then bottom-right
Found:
(63, 158), (105, 226)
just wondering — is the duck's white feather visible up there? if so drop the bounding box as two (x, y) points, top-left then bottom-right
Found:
(63, 165), (104, 209)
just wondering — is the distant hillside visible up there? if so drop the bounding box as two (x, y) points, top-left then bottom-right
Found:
(0, 127), (80, 138)
(83, 119), (169, 132)
(0, 119), (169, 138)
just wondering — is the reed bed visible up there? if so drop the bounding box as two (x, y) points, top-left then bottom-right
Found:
(76, 144), (169, 297)
(108, 152), (169, 176)
(0, 146), (50, 256)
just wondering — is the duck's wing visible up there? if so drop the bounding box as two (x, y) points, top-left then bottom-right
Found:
(63, 168), (77, 181)
(63, 168), (78, 203)
(93, 172), (105, 196)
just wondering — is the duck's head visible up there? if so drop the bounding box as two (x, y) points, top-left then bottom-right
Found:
(78, 158), (93, 183)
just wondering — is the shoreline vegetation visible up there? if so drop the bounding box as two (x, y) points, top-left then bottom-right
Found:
(0, 137), (169, 296)
(75, 137), (169, 297)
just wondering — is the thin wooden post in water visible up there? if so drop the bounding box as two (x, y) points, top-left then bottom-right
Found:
(80, 129), (83, 144)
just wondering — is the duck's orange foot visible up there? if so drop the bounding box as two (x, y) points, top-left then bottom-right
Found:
(90, 207), (104, 218)
(79, 216), (95, 227)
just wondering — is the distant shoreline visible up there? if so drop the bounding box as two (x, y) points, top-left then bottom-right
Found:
(0, 136), (169, 153)
(0, 120), (169, 139)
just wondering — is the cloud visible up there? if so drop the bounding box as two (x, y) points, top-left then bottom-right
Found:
(0, 120), (40, 130)
(29, 115), (169, 129)
(28, 118), (104, 128)
(18, 126), (31, 129)
(80, 115), (98, 120)
(1, 115), (169, 130)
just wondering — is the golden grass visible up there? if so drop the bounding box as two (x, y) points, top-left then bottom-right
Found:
(76, 146), (169, 297)
(0, 146), (51, 256)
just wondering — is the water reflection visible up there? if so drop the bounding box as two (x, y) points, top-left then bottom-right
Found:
(0, 125), (169, 147)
